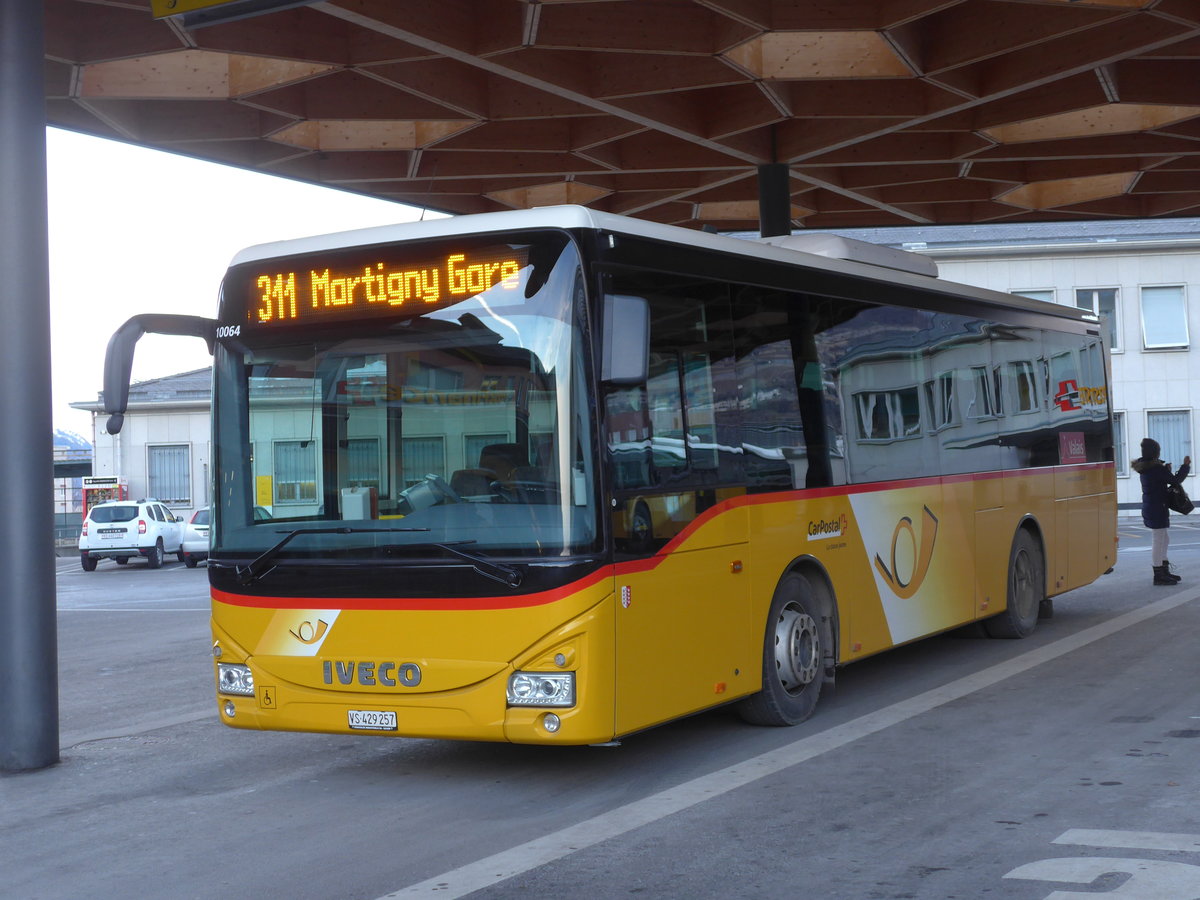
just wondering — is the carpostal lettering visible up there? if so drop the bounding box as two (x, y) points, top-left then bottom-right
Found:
(253, 250), (522, 324)
(322, 659), (422, 688)
(807, 514), (848, 542)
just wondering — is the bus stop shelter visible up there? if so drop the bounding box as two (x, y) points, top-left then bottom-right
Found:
(7, 0), (1200, 771)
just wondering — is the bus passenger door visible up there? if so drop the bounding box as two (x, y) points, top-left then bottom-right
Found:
(613, 500), (750, 735)
(603, 283), (751, 735)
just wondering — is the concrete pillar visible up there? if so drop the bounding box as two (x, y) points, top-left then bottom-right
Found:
(0, 0), (60, 772)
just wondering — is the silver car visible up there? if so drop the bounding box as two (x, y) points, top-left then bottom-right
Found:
(181, 506), (273, 567)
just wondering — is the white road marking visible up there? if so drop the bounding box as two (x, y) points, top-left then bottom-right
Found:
(1055, 829), (1200, 853)
(1004, 857), (1200, 897)
(380, 586), (1200, 899)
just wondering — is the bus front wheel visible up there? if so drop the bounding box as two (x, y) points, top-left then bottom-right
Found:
(984, 529), (1044, 639)
(739, 572), (830, 727)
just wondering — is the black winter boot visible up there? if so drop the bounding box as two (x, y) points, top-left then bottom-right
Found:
(1163, 560), (1182, 583)
(1153, 564), (1180, 585)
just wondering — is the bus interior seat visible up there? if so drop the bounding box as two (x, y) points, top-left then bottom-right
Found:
(478, 443), (526, 481)
(450, 468), (494, 497)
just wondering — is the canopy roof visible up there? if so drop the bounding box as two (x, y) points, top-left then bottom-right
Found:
(44, 0), (1200, 230)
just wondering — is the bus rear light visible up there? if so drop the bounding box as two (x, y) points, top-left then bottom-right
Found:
(507, 671), (575, 707)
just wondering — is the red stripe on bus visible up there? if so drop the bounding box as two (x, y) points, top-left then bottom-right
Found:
(212, 462), (1111, 611)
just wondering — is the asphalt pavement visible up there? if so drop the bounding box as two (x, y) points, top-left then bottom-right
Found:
(5, 518), (1200, 900)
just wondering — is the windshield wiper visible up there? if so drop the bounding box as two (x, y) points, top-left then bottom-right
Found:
(229, 526), (430, 586)
(408, 541), (524, 588)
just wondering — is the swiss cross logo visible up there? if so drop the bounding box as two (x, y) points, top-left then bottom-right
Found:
(1055, 379), (1082, 411)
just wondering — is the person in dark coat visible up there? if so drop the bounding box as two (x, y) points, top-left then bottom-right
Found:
(1131, 438), (1190, 585)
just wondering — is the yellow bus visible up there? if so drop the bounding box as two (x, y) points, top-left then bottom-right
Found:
(102, 207), (1116, 744)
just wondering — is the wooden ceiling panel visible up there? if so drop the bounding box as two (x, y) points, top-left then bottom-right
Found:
(37, 0), (1200, 229)
(248, 70), (465, 121)
(533, 1), (724, 54)
(44, 0), (181, 64)
(80, 99), (292, 144)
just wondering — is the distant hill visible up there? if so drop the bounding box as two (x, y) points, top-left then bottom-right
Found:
(53, 429), (92, 452)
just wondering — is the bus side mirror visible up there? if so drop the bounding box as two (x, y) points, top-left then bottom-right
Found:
(104, 314), (216, 435)
(601, 294), (649, 385)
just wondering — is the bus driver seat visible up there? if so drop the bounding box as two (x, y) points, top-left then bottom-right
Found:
(450, 443), (527, 498)
(477, 443), (526, 483)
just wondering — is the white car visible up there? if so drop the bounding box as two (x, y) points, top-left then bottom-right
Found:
(181, 505), (273, 567)
(79, 498), (184, 571)
(181, 507), (211, 568)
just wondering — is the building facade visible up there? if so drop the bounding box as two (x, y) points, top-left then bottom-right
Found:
(72, 367), (212, 521)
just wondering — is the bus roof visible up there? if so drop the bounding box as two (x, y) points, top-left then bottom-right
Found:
(228, 205), (1098, 327)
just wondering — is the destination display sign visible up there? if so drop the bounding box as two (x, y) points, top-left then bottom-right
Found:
(234, 244), (530, 328)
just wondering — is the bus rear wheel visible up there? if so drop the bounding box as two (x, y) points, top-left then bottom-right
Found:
(739, 572), (830, 726)
(984, 529), (1044, 639)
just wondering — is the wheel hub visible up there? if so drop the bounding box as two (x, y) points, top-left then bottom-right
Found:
(774, 605), (819, 692)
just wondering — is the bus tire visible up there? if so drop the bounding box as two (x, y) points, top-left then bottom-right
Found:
(984, 529), (1044, 639)
(738, 571), (830, 727)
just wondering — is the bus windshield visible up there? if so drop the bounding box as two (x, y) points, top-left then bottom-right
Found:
(210, 232), (598, 563)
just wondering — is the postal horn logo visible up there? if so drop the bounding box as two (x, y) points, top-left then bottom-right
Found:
(289, 618), (329, 644)
(874, 506), (939, 599)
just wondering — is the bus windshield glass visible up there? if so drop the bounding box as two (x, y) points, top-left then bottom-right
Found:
(209, 232), (598, 562)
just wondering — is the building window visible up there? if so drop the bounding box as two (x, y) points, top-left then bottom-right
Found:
(402, 436), (445, 487)
(923, 372), (957, 430)
(1113, 412), (1127, 476)
(1008, 360), (1039, 413)
(1141, 286), (1188, 349)
(854, 388), (921, 441)
(967, 366), (998, 418)
(147, 444), (190, 505)
(1147, 410), (1192, 473)
(274, 441), (317, 503)
(1014, 289), (1054, 304)
(1076, 288), (1120, 351)
(346, 438), (380, 492)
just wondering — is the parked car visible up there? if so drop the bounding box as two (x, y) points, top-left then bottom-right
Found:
(79, 498), (184, 570)
(181, 505), (273, 568)
(181, 507), (211, 568)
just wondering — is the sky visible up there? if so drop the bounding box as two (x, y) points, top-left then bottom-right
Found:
(46, 127), (434, 437)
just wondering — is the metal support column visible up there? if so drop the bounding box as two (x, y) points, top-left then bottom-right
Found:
(757, 162), (791, 239)
(0, 0), (60, 772)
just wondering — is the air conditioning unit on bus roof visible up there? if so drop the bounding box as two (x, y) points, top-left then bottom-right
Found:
(760, 233), (939, 279)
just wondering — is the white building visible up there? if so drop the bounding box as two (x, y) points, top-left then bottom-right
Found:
(72, 367), (212, 520)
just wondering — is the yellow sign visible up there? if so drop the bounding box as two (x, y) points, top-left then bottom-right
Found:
(256, 475), (273, 507)
(150, 0), (242, 18)
(250, 249), (526, 326)
(151, 0), (313, 22)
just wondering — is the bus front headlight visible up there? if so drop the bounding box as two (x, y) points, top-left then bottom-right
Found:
(507, 671), (575, 707)
(217, 663), (255, 696)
